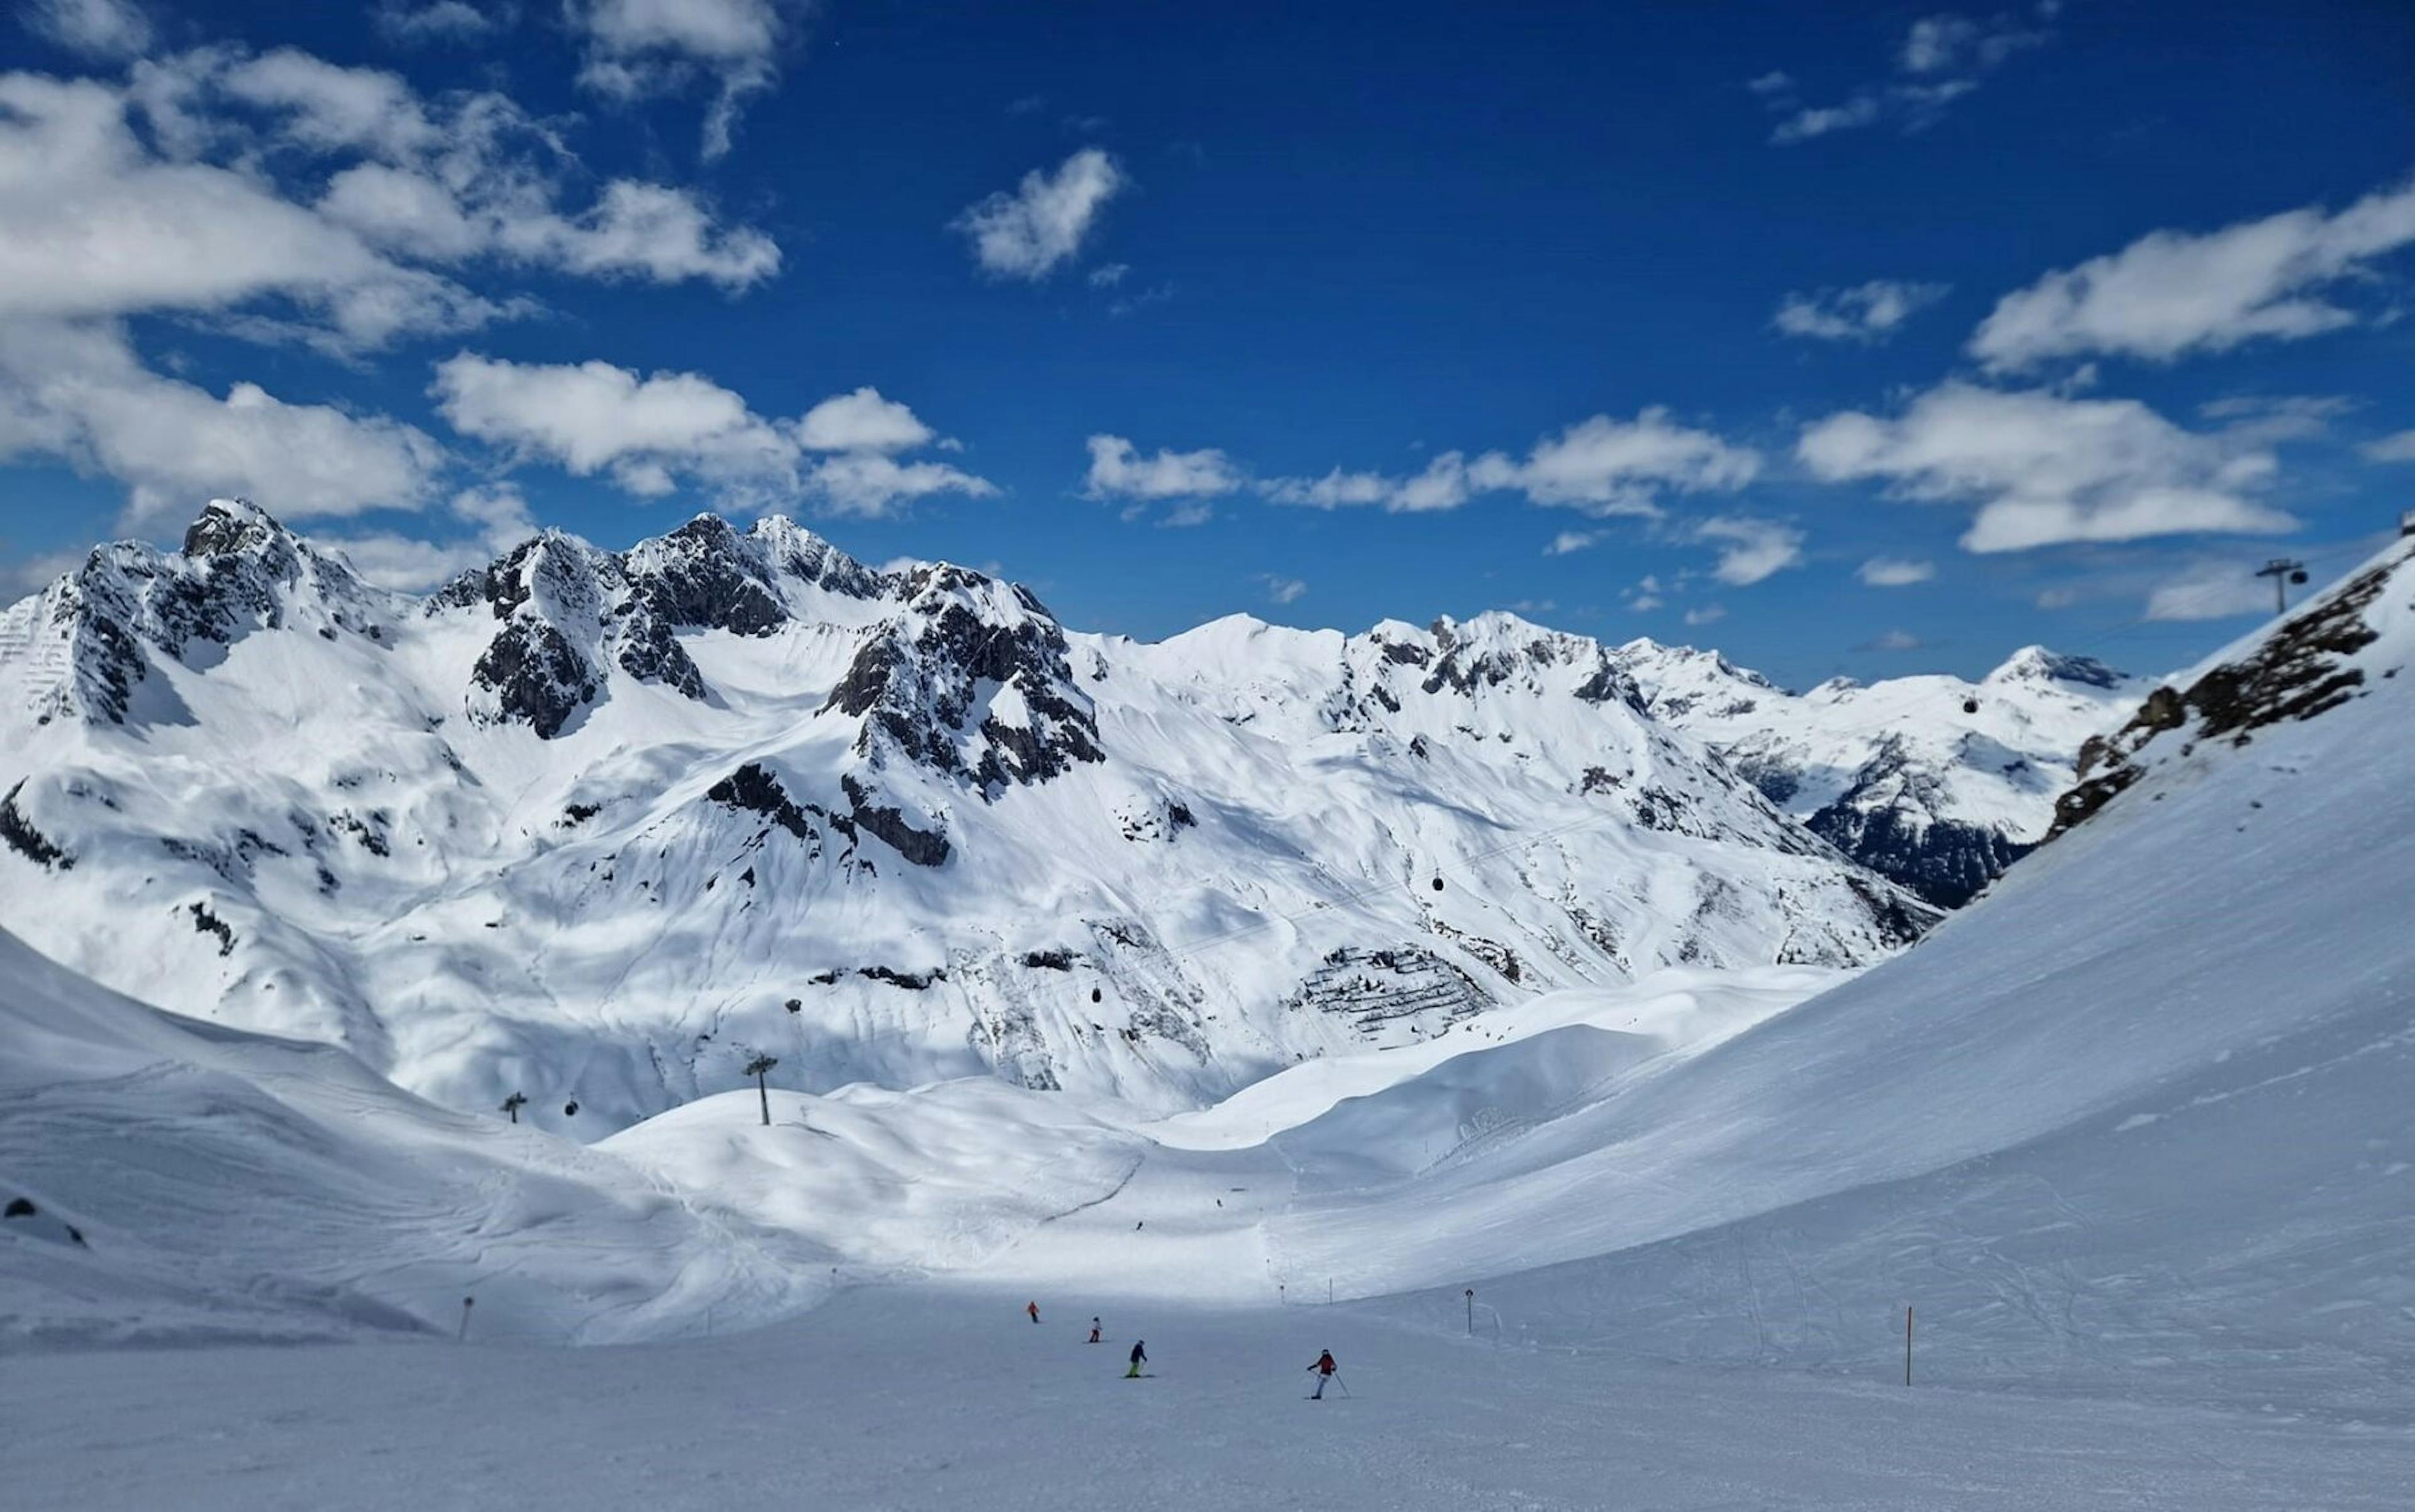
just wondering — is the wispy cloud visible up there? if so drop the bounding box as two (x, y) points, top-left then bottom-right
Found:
(1762, 6), (2055, 145)
(1258, 574), (1307, 605)
(1775, 281), (1949, 342)
(1858, 556), (1937, 586)
(955, 148), (1126, 281)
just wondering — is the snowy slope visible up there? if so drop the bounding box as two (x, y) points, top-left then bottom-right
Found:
(0, 501), (1930, 1131)
(0, 923), (827, 1348)
(1309, 537), (2415, 1410)
(602, 539), (2415, 1411)
(1617, 640), (2135, 906)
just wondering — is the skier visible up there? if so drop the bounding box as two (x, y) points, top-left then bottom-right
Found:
(1089, 1317), (1102, 1344)
(1306, 1348), (1338, 1399)
(1026, 1301), (1040, 1325)
(1126, 1340), (1148, 1378)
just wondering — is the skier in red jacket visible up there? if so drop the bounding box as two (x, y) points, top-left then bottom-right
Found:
(1307, 1348), (1338, 1399)
(1026, 1301), (1040, 1325)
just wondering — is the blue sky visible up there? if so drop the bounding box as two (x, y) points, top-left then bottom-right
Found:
(3, 0), (2412, 686)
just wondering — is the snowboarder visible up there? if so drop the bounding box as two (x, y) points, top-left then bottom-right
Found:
(1026, 1301), (1040, 1325)
(1307, 1348), (1338, 1399)
(1089, 1317), (1103, 1344)
(1126, 1340), (1148, 1378)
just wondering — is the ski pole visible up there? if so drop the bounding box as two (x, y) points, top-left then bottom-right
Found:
(1332, 1372), (1351, 1398)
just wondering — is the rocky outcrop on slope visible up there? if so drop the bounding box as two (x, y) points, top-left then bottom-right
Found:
(2052, 548), (2402, 838)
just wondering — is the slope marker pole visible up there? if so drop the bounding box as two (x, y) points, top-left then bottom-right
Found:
(1904, 1304), (1913, 1387)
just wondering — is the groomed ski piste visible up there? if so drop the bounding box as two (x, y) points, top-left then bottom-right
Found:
(8, 537), (2415, 1508)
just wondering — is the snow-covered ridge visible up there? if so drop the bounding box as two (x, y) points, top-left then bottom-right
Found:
(0, 501), (1931, 1132)
(1614, 635), (2136, 906)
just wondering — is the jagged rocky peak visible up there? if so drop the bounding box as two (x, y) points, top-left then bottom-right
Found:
(748, 514), (898, 601)
(1614, 638), (1780, 720)
(1987, 645), (2123, 691)
(826, 558), (1104, 795)
(2053, 540), (2411, 838)
(1372, 612), (1638, 707)
(3, 499), (387, 728)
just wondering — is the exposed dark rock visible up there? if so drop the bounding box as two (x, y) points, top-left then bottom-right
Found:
(1808, 804), (2026, 911)
(858, 965), (945, 990)
(2050, 558), (2392, 840)
(1022, 949), (1076, 970)
(0, 781), (71, 869)
(610, 608), (707, 698)
(841, 774), (949, 867)
(625, 516), (788, 635)
(707, 763), (816, 842)
(469, 620), (598, 740)
(185, 899), (236, 955)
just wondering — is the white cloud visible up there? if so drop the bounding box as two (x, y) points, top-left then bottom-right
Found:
(1857, 555), (1937, 586)
(1901, 13), (2047, 74)
(568, 0), (794, 160)
(1252, 411), (1756, 520)
(2035, 585), (2078, 610)
(1768, 8), (2050, 145)
(1160, 500), (1214, 528)
(1972, 176), (2415, 370)
(375, 1), (512, 45)
(955, 148), (1126, 281)
(1745, 70), (1794, 96)
(808, 450), (996, 519)
(0, 51), (777, 357)
(1543, 529), (1599, 556)
(432, 355), (989, 516)
(1082, 434), (1242, 501)
(21, 0), (152, 58)
(0, 320), (443, 529)
(1774, 280), (1948, 342)
(1693, 515), (1804, 586)
(1799, 381), (2298, 553)
(1257, 574), (1307, 606)
(2145, 560), (2278, 622)
(2363, 429), (2415, 463)
(1499, 410), (1760, 514)
(1683, 604), (1726, 626)
(796, 387), (935, 453)
(1860, 627), (1924, 651)
(1770, 95), (1882, 144)
(1087, 262), (1130, 287)
(326, 482), (537, 590)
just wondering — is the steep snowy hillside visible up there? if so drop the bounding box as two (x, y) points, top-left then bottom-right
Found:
(1616, 640), (2135, 906)
(0, 501), (1931, 1132)
(0, 926), (824, 1348)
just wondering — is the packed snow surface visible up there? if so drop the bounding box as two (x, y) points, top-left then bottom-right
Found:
(7, 1289), (2408, 1512)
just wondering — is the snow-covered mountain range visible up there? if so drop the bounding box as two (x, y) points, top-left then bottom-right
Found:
(10, 529), (2410, 1417)
(0, 500), (1935, 1131)
(1615, 640), (2135, 907)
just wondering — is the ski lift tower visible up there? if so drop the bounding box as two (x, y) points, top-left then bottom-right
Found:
(2255, 557), (2309, 615)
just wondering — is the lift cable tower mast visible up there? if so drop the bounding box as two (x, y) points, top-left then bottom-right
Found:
(2255, 557), (2308, 616)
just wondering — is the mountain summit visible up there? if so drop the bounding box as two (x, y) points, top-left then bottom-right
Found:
(0, 503), (1935, 1130)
